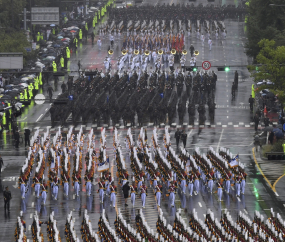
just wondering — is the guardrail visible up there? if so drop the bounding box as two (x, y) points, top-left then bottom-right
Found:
(265, 152), (285, 160)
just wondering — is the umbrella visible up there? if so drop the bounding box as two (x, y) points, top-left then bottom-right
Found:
(50, 24), (55, 27)
(19, 83), (28, 88)
(58, 36), (63, 39)
(70, 30), (76, 33)
(273, 128), (283, 139)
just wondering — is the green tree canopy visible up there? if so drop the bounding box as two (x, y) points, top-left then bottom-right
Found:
(246, 0), (285, 58)
(249, 39), (285, 103)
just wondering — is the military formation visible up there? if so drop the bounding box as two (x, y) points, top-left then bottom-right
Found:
(14, 122), (285, 242)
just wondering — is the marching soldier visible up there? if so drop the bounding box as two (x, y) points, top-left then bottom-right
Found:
(207, 168), (214, 193)
(122, 169), (129, 186)
(217, 178), (223, 201)
(98, 177), (105, 203)
(194, 170), (200, 195)
(130, 180), (137, 207)
(225, 169), (232, 194)
(180, 170), (187, 194)
(137, 170), (145, 190)
(152, 169), (160, 190)
(33, 170), (42, 198)
(169, 180), (176, 207)
(52, 176), (59, 200)
(85, 172), (93, 197)
(73, 173), (81, 197)
(235, 174), (241, 197)
(109, 181), (117, 208)
(62, 169), (70, 197)
(187, 171), (194, 196)
(41, 180), (48, 205)
(240, 169), (247, 195)
(19, 175), (27, 199)
(155, 182), (163, 207)
(140, 181), (147, 208)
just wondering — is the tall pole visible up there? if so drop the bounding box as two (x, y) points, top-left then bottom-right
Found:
(24, 8), (27, 30)
(11, 0), (14, 28)
(30, 0), (32, 35)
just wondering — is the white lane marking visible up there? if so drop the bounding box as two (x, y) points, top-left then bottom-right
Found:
(45, 108), (48, 111)
(36, 114), (43, 122)
(237, 197), (241, 202)
(187, 129), (193, 137)
(275, 192), (279, 197)
(30, 213), (33, 218)
(31, 202), (34, 208)
(28, 225), (31, 231)
(216, 129), (224, 152)
(244, 209), (248, 214)
(198, 202), (202, 207)
(203, 214), (206, 218)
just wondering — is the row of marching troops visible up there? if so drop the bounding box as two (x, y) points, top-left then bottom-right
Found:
(18, 126), (102, 205)
(115, 47), (190, 75)
(121, 32), (185, 53)
(107, 4), (245, 34)
(18, 203), (285, 241)
(54, 63), (219, 127)
(115, 126), (248, 211)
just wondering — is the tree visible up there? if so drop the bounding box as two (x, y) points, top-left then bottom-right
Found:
(0, 0), (27, 30)
(0, 31), (31, 67)
(245, 0), (285, 59)
(249, 39), (285, 104)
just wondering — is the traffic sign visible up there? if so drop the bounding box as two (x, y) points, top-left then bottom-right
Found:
(68, 95), (74, 101)
(202, 61), (211, 70)
(34, 94), (45, 105)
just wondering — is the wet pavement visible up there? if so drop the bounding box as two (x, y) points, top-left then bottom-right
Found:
(1, 1), (285, 241)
